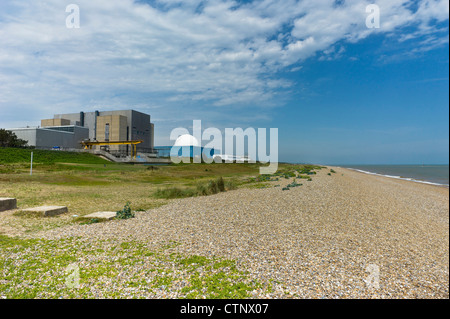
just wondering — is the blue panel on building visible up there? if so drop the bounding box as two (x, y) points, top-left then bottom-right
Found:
(154, 146), (216, 159)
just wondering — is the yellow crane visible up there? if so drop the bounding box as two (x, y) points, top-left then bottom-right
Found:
(81, 140), (143, 159)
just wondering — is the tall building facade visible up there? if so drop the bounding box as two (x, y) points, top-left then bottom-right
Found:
(41, 110), (155, 153)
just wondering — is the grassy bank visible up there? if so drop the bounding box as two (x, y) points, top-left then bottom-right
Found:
(0, 148), (326, 299)
(0, 147), (323, 236)
(0, 147), (110, 164)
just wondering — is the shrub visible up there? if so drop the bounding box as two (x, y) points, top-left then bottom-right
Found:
(217, 177), (225, 192)
(196, 184), (209, 196)
(287, 180), (303, 188)
(207, 180), (219, 194)
(116, 202), (135, 220)
(224, 180), (237, 191)
(155, 187), (197, 199)
(155, 177), (235, 199)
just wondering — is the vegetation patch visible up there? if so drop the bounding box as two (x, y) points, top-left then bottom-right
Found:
(0, 147), (110, 165)
(286, 180), (303, 188)
(154, 177), (236, 199)
(116, 202), (135, 220)
(0, 236), (270, 299)
(241, 164), (322, 190)
(0, 154), (321, 237)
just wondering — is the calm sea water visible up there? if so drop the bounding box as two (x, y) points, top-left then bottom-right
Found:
(339, 165), (449, 186)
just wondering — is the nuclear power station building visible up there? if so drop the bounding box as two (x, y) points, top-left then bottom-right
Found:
(9, 110), (155, 156)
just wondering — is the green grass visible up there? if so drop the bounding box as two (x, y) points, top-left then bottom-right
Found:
(0, 147), (323, 235)
(0, 150), (322, 299)
(154, 177), (236, 199)
(0, 147), (110, 164)
(0, 151), (324, 299)
(0, 158), (262, 235)
(0, 235), (269, 299)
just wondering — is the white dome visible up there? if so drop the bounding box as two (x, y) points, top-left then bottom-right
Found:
(174, 134), (200, 147)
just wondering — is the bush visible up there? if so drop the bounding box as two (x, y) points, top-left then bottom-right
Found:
(154, 177), (234, 199)
(195, 184), (209, 196)
(207, 180), (219, 194)
(217, 177), (225, 192)
(286, 180), (303, 188)
(224, 180), (237, 191)
(116, 202), (135, 220)
(155, 187), (197, 199)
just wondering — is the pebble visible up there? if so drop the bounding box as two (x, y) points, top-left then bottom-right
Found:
(36, 167), (449, 298)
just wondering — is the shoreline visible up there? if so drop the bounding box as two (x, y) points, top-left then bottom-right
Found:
(332, 165), (449, 188)
(37, 165), (449, 298)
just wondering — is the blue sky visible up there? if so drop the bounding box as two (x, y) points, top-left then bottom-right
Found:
(0, 0), (448, 164)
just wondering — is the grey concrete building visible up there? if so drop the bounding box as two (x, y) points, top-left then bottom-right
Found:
(49, 110), (155, 153)
(9, 126), (89, 149)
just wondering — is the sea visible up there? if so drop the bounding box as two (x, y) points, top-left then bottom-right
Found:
(338, 165), (449, 187)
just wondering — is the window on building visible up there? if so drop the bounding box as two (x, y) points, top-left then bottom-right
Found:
(105, 123), (110, 141)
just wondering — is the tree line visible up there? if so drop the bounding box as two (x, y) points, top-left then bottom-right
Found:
(0, 129), (29, 148)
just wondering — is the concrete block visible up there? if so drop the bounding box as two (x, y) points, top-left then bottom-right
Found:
(21, 206), (68, 217)
(0, 198), (17, 212)
(82, 211), (116, 221)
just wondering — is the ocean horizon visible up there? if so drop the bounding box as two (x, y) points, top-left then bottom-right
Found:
(336, 164), (449, 187)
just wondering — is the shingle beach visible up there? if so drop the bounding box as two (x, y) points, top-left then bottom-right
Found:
(38, 167), (449, 298)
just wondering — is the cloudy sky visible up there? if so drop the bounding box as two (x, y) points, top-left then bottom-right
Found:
(0, 0), (448, 164)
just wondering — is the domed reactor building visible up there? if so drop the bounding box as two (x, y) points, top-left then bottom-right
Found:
(154, 134), (216, 161)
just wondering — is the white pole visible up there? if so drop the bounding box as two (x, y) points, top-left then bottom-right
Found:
(30, 152), (33, 176)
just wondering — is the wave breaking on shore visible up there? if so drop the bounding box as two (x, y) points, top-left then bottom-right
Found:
(344, 167), (449, 188)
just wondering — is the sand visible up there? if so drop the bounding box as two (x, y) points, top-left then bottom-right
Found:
(39, 166), (449, 298)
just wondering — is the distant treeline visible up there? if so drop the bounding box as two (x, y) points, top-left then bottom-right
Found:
(0, 129), (29, 148)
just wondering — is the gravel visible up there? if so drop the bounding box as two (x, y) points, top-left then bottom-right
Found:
(37, 167), (449, 298)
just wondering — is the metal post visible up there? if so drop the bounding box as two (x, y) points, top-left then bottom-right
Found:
(30, 152), (33, 176)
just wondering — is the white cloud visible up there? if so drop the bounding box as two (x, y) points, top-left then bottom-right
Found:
(0, 0), (448, 130)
